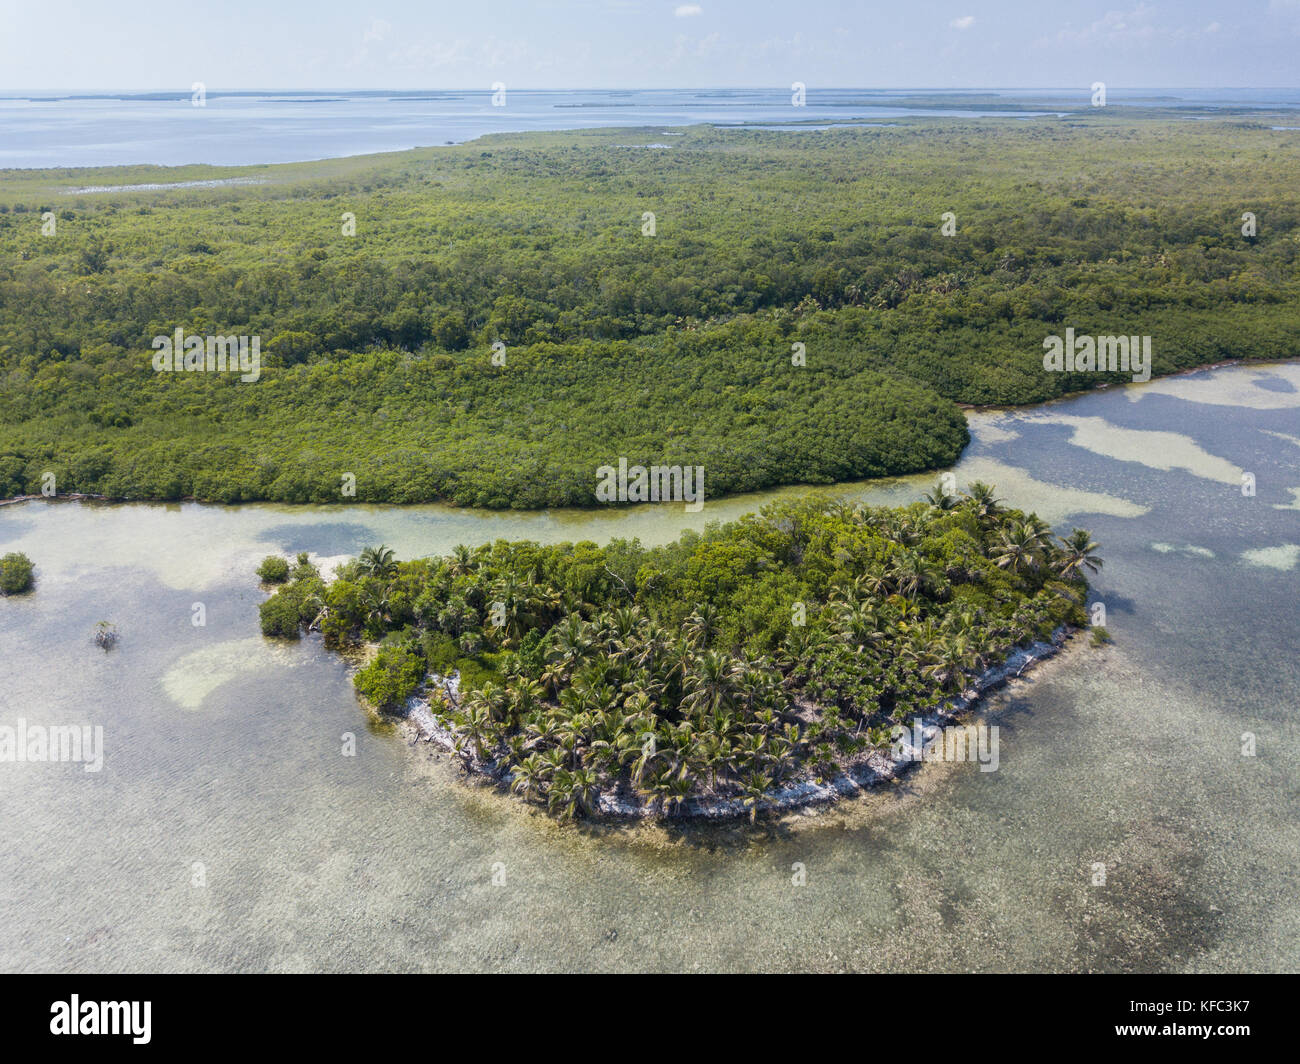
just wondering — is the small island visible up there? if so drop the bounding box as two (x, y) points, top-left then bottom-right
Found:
(0, 551), (34, 595)
(258, 483), (1101, 820)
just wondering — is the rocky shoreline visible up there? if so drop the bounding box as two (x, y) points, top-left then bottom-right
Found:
(396, 626), (1073, 820)
(0, 492), (108, 508)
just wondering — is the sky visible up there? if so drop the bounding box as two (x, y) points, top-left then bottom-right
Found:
(1, 0), (1298, 91)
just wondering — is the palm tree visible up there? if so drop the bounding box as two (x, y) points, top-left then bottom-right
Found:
(661, 770), (693, 817)
(505, 679), (544, 728)
(532, 582), (564, 624)
(629, 733), (663, 788)
(358, 544), (397, 580)
(888, 551), (939, 600)
(740, 771), (771, 823)
(992, 521), (1044, 573)
(446, 544), (476, 577)
(509, 753), (550, 801)
(1056, 528), (1104, 578)
(832, 601), (883, 652)
(684, 604), (721, 649)
(682, 650), (738, 717)
(922, 634), (976, 692)
(360, 583), (391, 634)
(778, 624), (826, 670)
(455, 699), (498, 763)
(923, 479), (959, 511)
(489, 573), (538, 647)
(632, 621), (669, 674)
(641, 766), (677, 816)
(566, 768), (600, 818)
(302, 590), (331, 633)
(963, 481), (1004, 525)
(546, 614), (592, 681)
(547, 771), (575, 819)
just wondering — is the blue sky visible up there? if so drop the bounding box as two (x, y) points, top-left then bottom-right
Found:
(2, 0), (1298, 90)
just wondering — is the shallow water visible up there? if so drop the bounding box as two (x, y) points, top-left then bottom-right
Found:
(0, 88), (1063, 169)
(1, 361), (1297, 972)
(5, 87), (1298, 168)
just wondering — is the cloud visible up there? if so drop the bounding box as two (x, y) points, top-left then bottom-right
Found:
(1041, 3), (1228, 47)
(950, 15), (976, 30)
(669, 31), (720, 60)
(362, 18), (391, 43)
(675, 4), (703, 16)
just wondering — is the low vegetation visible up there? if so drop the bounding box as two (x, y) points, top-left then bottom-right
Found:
(3, 119), (1297, 506)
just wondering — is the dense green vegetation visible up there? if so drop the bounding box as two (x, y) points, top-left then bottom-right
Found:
(258, 483), (1101, 818)
(0, 550), (34, 594)
(255, 554), (290, 583)
(2, 119), (1297, 506)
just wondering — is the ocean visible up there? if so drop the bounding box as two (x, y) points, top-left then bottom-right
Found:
(3, 86), (1298, 169)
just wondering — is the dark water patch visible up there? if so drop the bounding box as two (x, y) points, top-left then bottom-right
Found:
(1252, 374), (1297, 393)
(257, 521), (384, 557)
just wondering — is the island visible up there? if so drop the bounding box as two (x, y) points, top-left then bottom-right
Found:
(257, 482), (1102, 819)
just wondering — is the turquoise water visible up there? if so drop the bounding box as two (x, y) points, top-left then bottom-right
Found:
(1, 361), (1297, 972)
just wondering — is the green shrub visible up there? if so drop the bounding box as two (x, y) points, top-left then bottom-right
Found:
(259, 591), (301, 638)
(291, 552), (319, 581)
(354, 645), (427, 710)
(451, 655), (500, 695)
(515, 629), (546, 677)
(256, 555), (290, 583)
(0, 552), (34, 595)
(420, 631), (461, 674)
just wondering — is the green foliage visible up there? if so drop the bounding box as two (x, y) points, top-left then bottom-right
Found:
(0, 551), (34, 594)
(354, 645), (427, 711)
(420, 630), (462, 673)
(256, 555), (290, 583)
(452, 655), (501, 694)
(5, 121), (1293, 506)
(258, 592), (302, 638)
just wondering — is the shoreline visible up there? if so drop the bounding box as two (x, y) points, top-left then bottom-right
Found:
(954, 356), (1257, 413)
(396, 626), (1074, 821)
(0, 492), (108, 509)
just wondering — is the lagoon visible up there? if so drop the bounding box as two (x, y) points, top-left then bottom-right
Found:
(1, 361), (1297, 972)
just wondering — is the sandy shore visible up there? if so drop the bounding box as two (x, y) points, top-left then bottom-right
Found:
(397, 626), (1073, 820)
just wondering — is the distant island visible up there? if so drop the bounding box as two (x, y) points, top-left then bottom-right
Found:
(256, 484), (1102, 819)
